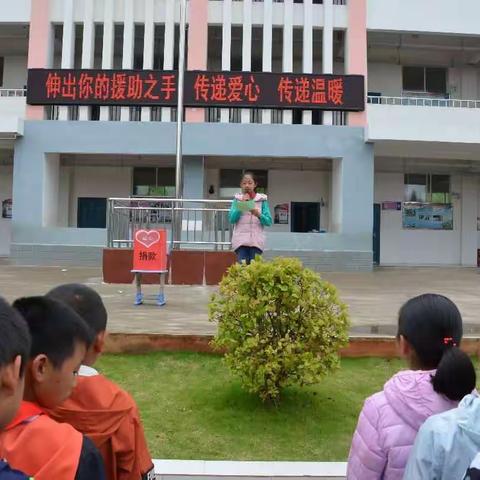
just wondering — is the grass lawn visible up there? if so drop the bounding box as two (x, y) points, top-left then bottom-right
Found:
(97, 352), (405, 461)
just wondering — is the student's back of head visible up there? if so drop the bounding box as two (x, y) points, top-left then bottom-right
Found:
(348, 293), (476, 480)
(46, 284), (107, 366)
(47, 284), (107, 335)
(12, 296), (93, 409)
(45, 285), (154, 480)
(398, 293), (476, 401)
(0, 297), (31, 430)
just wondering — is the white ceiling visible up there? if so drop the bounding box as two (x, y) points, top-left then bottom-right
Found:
(368, 31), (480, 67)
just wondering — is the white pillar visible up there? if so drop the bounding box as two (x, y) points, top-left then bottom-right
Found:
(121, 0), (135, 121)
(142, 0), (155, 122)
(461, 175), (478, 266)
(283, 0), (293, 124)
(100, 0), (114, 121)
(303, 0), (313, 125)
(262, 0), (273, 124)
(79, 0), (95, 121)
(330, 158), (342, 233)
(43, 154), (60, 227)
(220, 0), (232, 123)
(162, 0), (175, 122)
(323, 0), (333, 125)
(241, 0), (252, 124)
(59, 0), (74, 121)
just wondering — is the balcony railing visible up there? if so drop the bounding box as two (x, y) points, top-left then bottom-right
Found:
(205, 107), (346, 125)
(229, 0), (346, 3)
(368, 95), (480, 109)
(0, 88), (26, 97)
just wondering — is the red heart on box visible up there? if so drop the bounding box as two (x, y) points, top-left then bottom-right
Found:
(135, 230), (160, 248)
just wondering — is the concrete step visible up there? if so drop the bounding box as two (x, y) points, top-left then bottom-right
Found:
(153, 460), (347, 480)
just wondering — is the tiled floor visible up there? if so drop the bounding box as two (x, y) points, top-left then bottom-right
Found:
(0, 263), (479, 336)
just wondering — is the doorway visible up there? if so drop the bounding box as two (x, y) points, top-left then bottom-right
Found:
(291, 202), (320, 233)
(373, 203), (381, 265)
(77, 197), (107, 228)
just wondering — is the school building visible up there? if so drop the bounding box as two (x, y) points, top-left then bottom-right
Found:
(1, 0), (480, 272)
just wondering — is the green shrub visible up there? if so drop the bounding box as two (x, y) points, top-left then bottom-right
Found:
(209, 257), (350, 403)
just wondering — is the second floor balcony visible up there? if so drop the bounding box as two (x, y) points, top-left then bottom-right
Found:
(0, 89), (26, 137)
(367, 94), (480, 150)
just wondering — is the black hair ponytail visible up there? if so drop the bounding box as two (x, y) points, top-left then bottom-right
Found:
(432, 346), (476, 401)
(398, 293), (476, 401)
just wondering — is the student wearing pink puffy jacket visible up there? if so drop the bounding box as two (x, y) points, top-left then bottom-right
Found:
(347, 294), (476, 480)
(228, 172), (272, 265)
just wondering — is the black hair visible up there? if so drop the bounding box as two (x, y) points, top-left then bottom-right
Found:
(398, 293), (476, 401)
(46, 284), (107, 335)
(0, 297), (31, 376)
(241, 171), (257, 185)
(12, 296), (94, 369)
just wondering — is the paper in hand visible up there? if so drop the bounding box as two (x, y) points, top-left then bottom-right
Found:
(237, 199), (256, 212)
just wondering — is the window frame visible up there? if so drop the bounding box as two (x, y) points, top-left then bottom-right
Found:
(404, 173), (451, 204)
(402, 66), (448, 96)
(132, 167), (176, 197)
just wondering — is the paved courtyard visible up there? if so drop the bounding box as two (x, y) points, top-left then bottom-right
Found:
(0, 263), (479, 336)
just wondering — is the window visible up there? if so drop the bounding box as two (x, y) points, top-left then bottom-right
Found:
(74, 24), (83, 69)
(219, 169), (268, 198)
(272, 27), (283, 73)
(431, 175), (451, 204)
(231, 26), (243, 72)
(77, 198), (107, 228)
(153, 24), (165, 70)
(133, 24), (145, 69)
(0, 57), (4, 87)
(404, 174), (427, 202)
(93, 24), (103, 69)
(113, 24), (124, 69)
(53, 24), (64, 69)
(133, 167), (175, 197)
(293, 27), (303, 73)
(404, 174), (451, 204)
(251, 26), (263, 72)
(208, 26), (222, 71)
(403, 67), (447, 95)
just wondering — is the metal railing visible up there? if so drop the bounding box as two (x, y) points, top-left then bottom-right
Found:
(250, 108), (262, 123)
(109, 105), (121, 121)
(68, 105), (79, 121)
(206, 107), (221, 122)
(229, 108), (241, 123)
(332, 111), (347, 125)
(130, 106), (142, 121)
(0, 88), (26, 97)
(46, 105), (60, 120)
(107, 197), (233, 251)
(368, 95), (480, 109)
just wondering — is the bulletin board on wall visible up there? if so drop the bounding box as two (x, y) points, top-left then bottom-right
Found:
(402, 202), (453, 230)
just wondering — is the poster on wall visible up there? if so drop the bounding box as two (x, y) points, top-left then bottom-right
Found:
(1, 199), (12, 219)
(382, 201), (402, 211)
(402, 203), (453, 230)
(274, 204), (289, 225)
